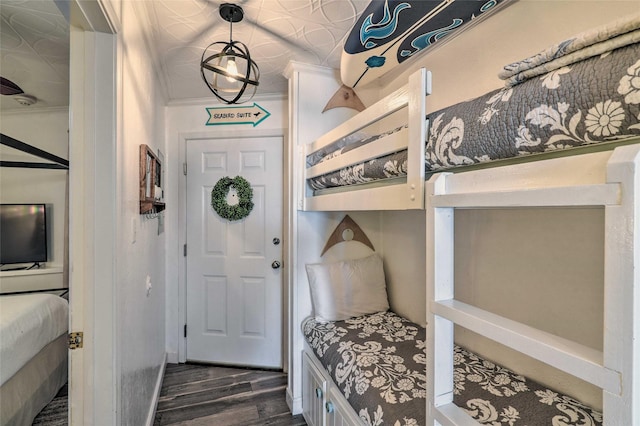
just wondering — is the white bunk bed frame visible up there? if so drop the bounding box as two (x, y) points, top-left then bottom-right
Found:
(300, 144), (640, 426)
(298, 68), (431, 211)
(426, 144), (640, 425)
(297, 64), (640, 425)
(298, 66), (640, 424)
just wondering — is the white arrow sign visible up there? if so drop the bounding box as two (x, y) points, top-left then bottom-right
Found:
(205, 103), (270, 127)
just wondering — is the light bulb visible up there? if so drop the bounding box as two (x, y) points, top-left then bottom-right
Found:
(226, 57), (238, 83)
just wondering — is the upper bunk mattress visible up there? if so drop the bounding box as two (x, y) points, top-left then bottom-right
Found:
(303, 310), (602, 426)
(425, 40), (640, 171)
(307, 40), (640, 190)
(0, 293), (68, 385)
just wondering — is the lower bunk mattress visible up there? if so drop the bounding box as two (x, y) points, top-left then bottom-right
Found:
(302, 311), (602, 426)
(307, 39), (640, 191)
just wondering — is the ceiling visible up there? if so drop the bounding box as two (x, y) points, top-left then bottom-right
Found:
(0, 0), (70, 111)
(0, 0), (370, 111)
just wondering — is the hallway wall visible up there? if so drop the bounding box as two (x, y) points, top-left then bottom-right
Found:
(110, 1), (168, 423)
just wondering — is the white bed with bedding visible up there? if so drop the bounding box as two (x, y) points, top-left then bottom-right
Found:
(0, 293), (68, 426)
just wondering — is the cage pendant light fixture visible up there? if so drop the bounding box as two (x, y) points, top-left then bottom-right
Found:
(200, 3), (260, 104)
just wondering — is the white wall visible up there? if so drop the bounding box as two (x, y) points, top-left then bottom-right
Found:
(112, 1), (167, 423)
(164, 94), (287, 364)
(0, 108), (69, 272)
(298, 210), (427, 327)
(381, 210), (426, 326)
(454, 208), (605, 409)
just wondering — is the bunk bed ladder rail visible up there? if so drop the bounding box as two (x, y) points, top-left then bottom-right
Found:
(425, 144), (640, 425)
(299, 68), (431, 211)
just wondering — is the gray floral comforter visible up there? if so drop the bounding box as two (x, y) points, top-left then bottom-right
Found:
(453, 346), (602, 426)
(303, 311), (602, 426)
(303, 311), (426, 426)
(307, 41), (640, 191)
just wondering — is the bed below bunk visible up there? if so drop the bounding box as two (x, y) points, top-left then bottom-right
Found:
(0, 293), (68, 426)
(302, 310), (602, 426)
(304, 18), (640, 196)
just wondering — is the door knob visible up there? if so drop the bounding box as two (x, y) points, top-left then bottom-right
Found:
(272, 238), (280, 245)
(271, 261), (281, 269)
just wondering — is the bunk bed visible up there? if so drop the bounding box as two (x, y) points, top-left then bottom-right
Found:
(296, 16), (640, 426)
(299, 21), (640, 212)
(0, 133), (69, 425)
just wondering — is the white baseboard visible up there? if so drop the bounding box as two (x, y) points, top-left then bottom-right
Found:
(166, 351), (178, 364)
(146, 353), (167, 426)
(287, 387), (302, 415)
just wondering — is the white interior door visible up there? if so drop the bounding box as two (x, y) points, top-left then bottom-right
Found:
(186, 136), (283, 368)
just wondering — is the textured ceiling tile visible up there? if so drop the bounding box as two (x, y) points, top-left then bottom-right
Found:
(153, 0), (218, 43)
(149, 0), (369, 101)
(1, 57), (33, 88)
(33, 37), (68, 59)
(1, 0), (70, 109)
(0, 22), (24, 50)
(1, 0), (371, 107)
(266, 0), (361, 26)
(6, 7), (67, 44)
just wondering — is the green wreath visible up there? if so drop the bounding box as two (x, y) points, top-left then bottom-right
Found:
(211, 176), (254, 221)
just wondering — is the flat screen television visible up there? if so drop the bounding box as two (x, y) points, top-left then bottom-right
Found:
(0, 204), (48, 266)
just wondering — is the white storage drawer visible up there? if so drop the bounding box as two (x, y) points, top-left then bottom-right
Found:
(302, 351), (326, 426)
(302, 350), (365, 426)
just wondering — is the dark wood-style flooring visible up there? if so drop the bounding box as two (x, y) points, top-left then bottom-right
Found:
(154, 363), (306, 425)
(32, 384), (67, 425)
(34, 364), (306, 425)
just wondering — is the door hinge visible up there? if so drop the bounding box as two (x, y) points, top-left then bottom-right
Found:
(183, 162), (187, 175)
(183, 244), (187, 256)
(184, 324), (187, 338)
(69, 331), (84, 349)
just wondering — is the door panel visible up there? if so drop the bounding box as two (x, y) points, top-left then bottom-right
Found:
(186, 136), (283, 368)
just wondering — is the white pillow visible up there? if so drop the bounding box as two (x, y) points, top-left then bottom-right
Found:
(305, 254), (389, 322)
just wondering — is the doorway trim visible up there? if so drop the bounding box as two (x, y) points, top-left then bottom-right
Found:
(67, 0), (118, 424)
(177, 128), (287, 365)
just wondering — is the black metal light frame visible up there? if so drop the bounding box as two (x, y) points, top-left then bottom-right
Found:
(200, 3), (260, 104)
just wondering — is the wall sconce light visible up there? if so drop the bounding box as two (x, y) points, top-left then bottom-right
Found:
(200, 3), (260, 104)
